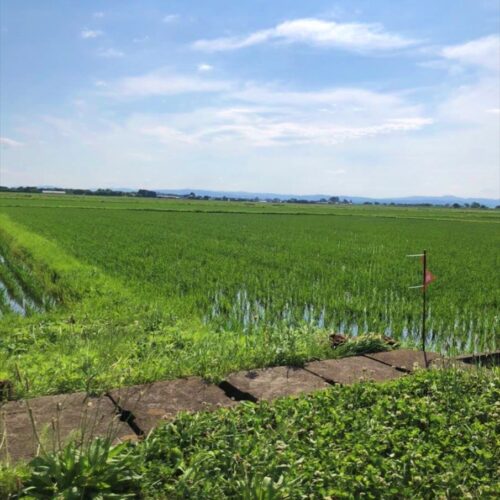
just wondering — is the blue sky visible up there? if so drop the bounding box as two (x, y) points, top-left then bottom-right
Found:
(1, 0), (499, 198)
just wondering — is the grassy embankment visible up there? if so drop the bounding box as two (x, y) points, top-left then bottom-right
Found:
(0, 212), (334, 398)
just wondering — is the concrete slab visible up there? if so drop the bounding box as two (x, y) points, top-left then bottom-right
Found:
(224, 366), (330, 402)
(364, 349), (441, 372)
(0, 393), (133, 463)
(306, 356), (405, 385)
(430, 358), (475, 370)
(454, 351), (499, 367)
(108, 377), (235, 435)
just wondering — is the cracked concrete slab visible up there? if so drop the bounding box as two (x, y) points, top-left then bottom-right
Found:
(364, 349), (440, 371)
(0, 392), (133, 463)
(108, 377), (235, 435)
(306, 356), (405, 384)
(224, 366), (330, 401)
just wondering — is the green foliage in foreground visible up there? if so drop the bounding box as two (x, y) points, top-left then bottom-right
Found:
(2, 368), (498, 498)
(139, 368), (500, 499)
(23, 439), (141, 499)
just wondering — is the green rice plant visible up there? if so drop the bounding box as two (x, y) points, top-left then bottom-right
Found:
(0, 462), (29, 498)
(2, 201), (498, 352)
(331, 333), (397, 358)
(0, 199), (498, 398)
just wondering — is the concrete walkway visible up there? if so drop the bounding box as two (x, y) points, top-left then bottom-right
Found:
(0, 349), (489, 463)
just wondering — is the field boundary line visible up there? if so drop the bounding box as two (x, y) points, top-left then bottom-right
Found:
(1, 202), (498, 224)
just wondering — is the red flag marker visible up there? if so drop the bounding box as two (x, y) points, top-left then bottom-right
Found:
(407, 249), (436, 368)
(424, 269), (436, 289)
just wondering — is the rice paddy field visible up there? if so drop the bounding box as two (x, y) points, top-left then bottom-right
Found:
(0, 193), (498, 396)
(0, 193), (499, 497)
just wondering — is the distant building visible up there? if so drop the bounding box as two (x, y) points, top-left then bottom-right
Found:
(42, 190), (66, 194)
(157, 194), (180, 199)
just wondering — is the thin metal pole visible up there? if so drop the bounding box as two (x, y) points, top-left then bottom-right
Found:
(422, 250), (428, 368)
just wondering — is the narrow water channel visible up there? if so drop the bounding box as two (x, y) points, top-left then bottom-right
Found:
(0, 253), (43, 316)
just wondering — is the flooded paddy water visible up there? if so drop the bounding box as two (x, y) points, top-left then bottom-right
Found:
(0, 253), (47, 316)
(204, 287), (496, 355)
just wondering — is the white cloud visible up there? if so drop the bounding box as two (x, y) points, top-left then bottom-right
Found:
(135, 124), (196, 145)
(97, 48), (124, 58)
(198, 63), (214, 72)
(11, 85), (495, 198)
(163, 14), (179, 24)
(93, 12), (105, 18)
(81, 29), (103, 39)
(121, 83), (431, 147)
(233, 85), (414, 112)
(193, 17), (418, 52)
(108, 71), (232, 97)
(100, 70), (431, 145)
(441, 35), (500, 71)
(106, 69), (421, 119)
(182, 111), (431, 147)
(0, 137), (23, 148)
(438, 77), (500, 124)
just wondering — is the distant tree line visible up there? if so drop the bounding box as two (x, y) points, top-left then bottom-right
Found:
(0, 186), (153, 197)
(0, 186), (129, 196)
(0, 186), (497, 209)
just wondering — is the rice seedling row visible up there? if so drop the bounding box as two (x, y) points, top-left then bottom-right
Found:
(0, 200), (497, 354)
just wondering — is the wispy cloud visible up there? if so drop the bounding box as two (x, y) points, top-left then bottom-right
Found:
(232, 85), (411, 110)
(197, 63), (213, 72)
(108, 71), (232, 97)
(136, 124), (196, 145)
(438, 77), (500, 124)
(97, 48), (125, 58)
(441, 35), (500, 71)
(193, 17), (418, 52)
(101, 68), (431, 146)
(163, 14), (179, 24)
(0, 136), (23, 148)
(93, 11), (105, 18)
(80, 29), (103, 39)
(182, 111), (431, 147)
